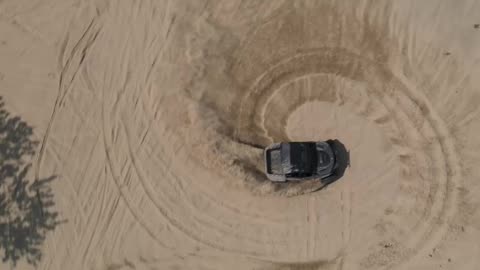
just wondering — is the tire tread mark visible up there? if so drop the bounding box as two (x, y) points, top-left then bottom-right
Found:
(35, 16), (101, 182)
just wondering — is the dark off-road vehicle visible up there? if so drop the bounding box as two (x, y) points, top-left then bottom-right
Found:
(264, 140), (338, 182)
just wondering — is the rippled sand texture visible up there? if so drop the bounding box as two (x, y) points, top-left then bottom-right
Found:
(1, 0), (480, 269)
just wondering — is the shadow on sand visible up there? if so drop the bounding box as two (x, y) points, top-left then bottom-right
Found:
(0, 96), (62, 267)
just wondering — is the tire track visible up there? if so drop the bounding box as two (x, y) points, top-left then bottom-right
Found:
(90, 0), (282, 255)
(307, 196), (317, 260)
(32, 21), (103, 268)
(35, 16), (101, 182)
(40, 2), (461, 268)
(100, 74), (170, 250)
(140, 93), (284, 225)
(119, 110), (284, 254)
(79, 168), (108, 264)
(231, 47), (460, 268)
(42, 145), (88, 228)
(339, 187), (352, 269)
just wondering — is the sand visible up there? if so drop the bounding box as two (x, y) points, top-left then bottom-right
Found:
(1, 0), (480, 269)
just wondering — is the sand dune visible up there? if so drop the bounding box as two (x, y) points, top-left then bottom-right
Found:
(1, 0), (480, 269)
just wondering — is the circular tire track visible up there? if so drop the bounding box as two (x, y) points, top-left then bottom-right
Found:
(233, 47), (460, 268)
(39, 2), (464, 269)
(106, 7), (461, 269)
(118, 48), (461, 267)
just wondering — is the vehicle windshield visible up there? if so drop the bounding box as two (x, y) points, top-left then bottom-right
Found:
(266, 148), (283, 175)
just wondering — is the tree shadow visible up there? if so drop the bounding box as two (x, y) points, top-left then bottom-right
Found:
(0, 96), (62, 267)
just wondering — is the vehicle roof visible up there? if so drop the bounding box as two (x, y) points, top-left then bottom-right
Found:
(281, 142), (317, 174)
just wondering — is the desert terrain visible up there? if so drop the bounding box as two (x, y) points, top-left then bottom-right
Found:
(1, 0), (480, 269)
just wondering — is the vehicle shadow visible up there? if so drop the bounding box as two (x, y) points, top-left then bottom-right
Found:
(0, 96), (62, 266)
(318, 139), (350, 189)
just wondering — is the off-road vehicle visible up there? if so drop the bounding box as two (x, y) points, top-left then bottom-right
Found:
(264, 140), (337, 182)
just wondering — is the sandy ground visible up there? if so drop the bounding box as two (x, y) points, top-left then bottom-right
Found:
(1, 0), (480, 269)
